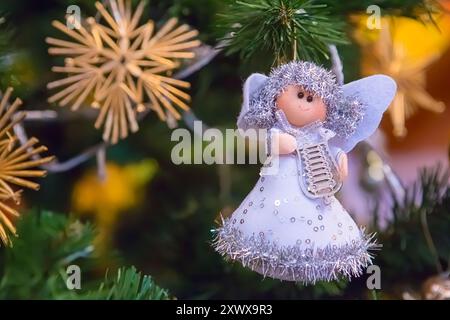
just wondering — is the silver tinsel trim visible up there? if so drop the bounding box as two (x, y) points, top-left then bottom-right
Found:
(242, 61), (365, 138)
(212, 217), (379, 285)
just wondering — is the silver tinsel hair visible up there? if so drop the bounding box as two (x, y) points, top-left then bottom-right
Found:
(243, 61), (365, 138)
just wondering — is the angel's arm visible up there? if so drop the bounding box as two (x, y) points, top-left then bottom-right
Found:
(330, 145), (348, 181)
(337, 152), (348, 180)
(267, 128), (297, 156)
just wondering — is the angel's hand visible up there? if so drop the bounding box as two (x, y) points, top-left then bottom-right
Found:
(337, 152), (348, 181)
(272, 132), (297, 155)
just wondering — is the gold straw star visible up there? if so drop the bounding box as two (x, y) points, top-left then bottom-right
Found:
(47, 0), (200, 144)
(0, 88), (54, 246)
(360, 19), (446, 137)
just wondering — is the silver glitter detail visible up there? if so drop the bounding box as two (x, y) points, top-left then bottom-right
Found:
(241, 61), (365, 138)
(273, 209), (279, 215)
(296, 139), (341, 199)
(243, 209), (248, 214)
(283, 198), (288, 203)
(307, 220), (312, 225)
(318, 215), (323, 221)
(320, 225), (325, 231)
(260, 187), (264, 192)
(260, 203), (264, 208)
(274, 200), (281, 206)
(305, 239), (311, 244)
(338, 223), (342, 227)
(249, 202), (253, 206)
(261, 177), (265, 182)
(240, 219), (245, 224)
(290, 217), (296, 223)
(313, 227), (319, 232)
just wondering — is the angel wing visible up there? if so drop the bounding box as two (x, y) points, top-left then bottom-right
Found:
(237, 73), (268, 130)
(330, 75), (397, 153)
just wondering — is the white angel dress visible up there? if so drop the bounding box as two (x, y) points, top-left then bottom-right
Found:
(213, 73), (397, 284)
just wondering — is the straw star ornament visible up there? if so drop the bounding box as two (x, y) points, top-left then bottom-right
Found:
(0, 88), (54, 246)
(47, 0), (200, 144)
(359, 19), (446, 137)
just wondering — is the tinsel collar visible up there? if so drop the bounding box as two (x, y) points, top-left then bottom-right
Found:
(274, 110), (326, 140)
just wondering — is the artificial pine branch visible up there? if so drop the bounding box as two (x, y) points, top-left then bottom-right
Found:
(372, 166), (450, 287)
(217, 0), (348, 64)
(87, 266), (170, 300)
(0, 210), (170, 300)
(216, 0), (437, 64)
(0, 210), (95, 299)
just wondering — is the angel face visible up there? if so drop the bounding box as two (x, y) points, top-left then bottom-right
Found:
(276, 85), (327, 127)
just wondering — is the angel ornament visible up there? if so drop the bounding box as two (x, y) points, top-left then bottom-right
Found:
(213, 61), (397, 284)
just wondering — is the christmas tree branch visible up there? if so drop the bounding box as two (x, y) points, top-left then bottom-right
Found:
(373, 166), (450, 284)
(13, 120), (108, 173)
(87, 266), (170, 300)
(218, 0), (348, 63)
(421, 207), (443, 274)
(0, 210), (170, 300)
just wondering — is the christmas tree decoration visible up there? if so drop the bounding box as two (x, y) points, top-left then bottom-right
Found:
(356, 17), (450, 137)
(403, 273), (450, 300)
(47, 0), (200, 144)
(213, 61), (397, 284)
(2, 0), (450, 301)
(0, 88), (54, 246)
(420, 273), (450, 300)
